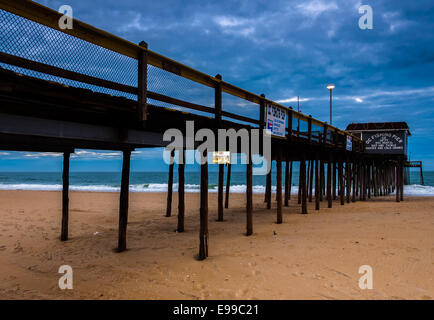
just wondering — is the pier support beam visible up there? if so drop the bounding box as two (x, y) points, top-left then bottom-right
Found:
(327, 155), (332, 208)
(284, 160), (290, 207)
(225, 163), (231, 208)
(300, 155), (308, 214)
(177, 150), (185, 232)
(117, 150), (131, 252)
(339, 159), (345, 205)
(217, 163), (224, 221)
(166, 150), (174, 217)
(352, 160), (357, 202)
(308, 160), (313, 202)
(288, 161), (293, 201)
(399, 159), (404, 202)
(266, 162), (272, 209)
(246, 151), (253, 235)
(315, 155), (320, 210)
(61, 151), (70, 241)
(276, 151), (283, 224)
(199, 153), (209, 260)
(332, 161), (337, 200)
(346, 159), (351, 204)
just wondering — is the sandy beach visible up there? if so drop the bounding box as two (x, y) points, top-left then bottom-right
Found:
(0, 190), (432, 300)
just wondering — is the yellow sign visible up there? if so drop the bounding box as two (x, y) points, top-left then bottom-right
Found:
(212, 151), (231, 164)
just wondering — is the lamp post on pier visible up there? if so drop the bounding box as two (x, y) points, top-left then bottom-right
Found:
(326, 84), (335, 125)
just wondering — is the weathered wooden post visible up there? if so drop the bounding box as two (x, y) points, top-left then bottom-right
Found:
(327, 154), (332, 208)
(118, 150), (131, 252)
(61, 151), (70, 241)
(177, 149), (185, 232)
(199, 150), (209, 260)
(284, 160), (290, 207)
(346, 158), (351, 203)
(288, 161), (293, 201)
(399, 158), (404, 202)
(217, 163), (224, 221)
(166, 149), (175, 217)
(315, 155), (320, 211)
(352, 159), (357, 202)
(339, 159), (345, 205)
(266, 162), (272, 209)
(301, 154), (308, 214)
(246, 134), (253, 235)
(298, 161), (302, 205)
(276, 150), (283, 224)
(214, 74), (224, 221)
(332, 161), (337, 200)
(320, 160), (325, 200)
(308, 160), (313, 202)
(395, 164), (400, 202)
(225, 163), (231, 208)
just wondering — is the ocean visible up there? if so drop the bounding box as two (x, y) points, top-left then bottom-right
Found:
(0, 171), (434, 196)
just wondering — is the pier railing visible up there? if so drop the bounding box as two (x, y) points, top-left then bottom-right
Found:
(0, 0), (363, 151)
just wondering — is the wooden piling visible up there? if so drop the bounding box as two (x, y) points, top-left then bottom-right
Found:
(177, 149), (185, 232)
(320, 160), (325, 200)
(308, 159), (313, 202)
(327, 155), (332, 208)
(352, 160), (357, 202)
(288, 161), (293, 201)
(395, 164), (400, 202)
(217, 163), (224, 221)
(399, 158), (404, 202)
(199, 151), (209, 260)
(284, 160), (290, 207)
(315, 156), (320, 211)
(165, 150), (174, 217)
(276, 151), (283, 224)
(339, 159), (345, 205)
(61, 151), (70, 241)
(246, 149), (253, 235)
(332, 161), (337, 200)
(117, 150), (131, 252)
(266, 164), (272, 209)
(301, 155), (308, 214)
(346, 159), (351, 204)
(225, 163), (231, 208)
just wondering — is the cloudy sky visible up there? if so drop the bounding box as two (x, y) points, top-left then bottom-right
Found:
(1, 0), (433, 171)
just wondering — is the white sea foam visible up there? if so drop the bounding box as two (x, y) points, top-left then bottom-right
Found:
(0, 183), (432, 196)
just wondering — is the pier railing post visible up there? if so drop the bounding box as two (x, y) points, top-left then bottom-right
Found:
(137, 41), (148, 122)
(118, 150), (131, 252)
(61, 151), (70, 241)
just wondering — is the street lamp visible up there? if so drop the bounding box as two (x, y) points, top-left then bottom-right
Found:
(326, 84), (335, 125)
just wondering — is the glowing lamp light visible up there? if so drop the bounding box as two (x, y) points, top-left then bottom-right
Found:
(327, 84), (335, 90)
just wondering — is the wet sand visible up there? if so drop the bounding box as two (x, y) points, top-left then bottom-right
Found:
(0, 190), (432, 300)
